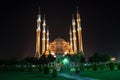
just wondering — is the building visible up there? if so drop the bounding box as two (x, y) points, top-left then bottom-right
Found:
(35, 7), (84, 59)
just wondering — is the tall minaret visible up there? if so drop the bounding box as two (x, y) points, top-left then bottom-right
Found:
(35, 8), (41, 59)
(72, 15), (77, 53)
(42, 15), (46, 54)
(76, 7), (83, 53)
(69, 27), (73, 50)
(46, 27), (49, 50)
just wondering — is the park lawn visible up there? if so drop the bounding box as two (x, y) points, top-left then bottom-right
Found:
(80, 70), (120, 80)
(0, 72), (74, 80)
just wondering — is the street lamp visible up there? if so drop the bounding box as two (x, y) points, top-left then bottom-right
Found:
(63, 58), (69, 65)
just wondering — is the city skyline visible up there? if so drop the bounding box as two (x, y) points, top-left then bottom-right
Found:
(0, 0), (120, 60)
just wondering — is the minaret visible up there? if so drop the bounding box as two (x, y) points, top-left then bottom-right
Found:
(69, 26), (74, 55)
(72, 15), (77, 53)
(69, 27), (73, 50)
(42, 15), (46, 54)
(46, 27), (49, 50)
(35, 7), (41, 59)
(76, 7), (84, 53)
(45, 27), (49, 56)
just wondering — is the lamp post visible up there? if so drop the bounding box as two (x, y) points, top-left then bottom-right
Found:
(62, 57), (69, 71)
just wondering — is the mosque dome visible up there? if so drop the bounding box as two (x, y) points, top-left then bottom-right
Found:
(48, 38), (70, 54)
(54, 38), (66, 42)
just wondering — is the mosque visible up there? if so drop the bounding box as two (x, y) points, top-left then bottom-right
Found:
(35, 7), (84, 59)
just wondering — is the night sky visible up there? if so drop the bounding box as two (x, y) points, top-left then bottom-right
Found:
(0, 0), (120, 60)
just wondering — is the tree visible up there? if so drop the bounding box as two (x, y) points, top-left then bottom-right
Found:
(39, 54), (48, 64)
(43, 66), (49, 74)
(47, 54), (55, 62)
(80, 54), (85, 63)
(99, 54), (111, 62)
(117, 63), (120, 70)
(52, 68), (57, 78)
(93, 64), (98, 71)
(38, 65), (43, 73)
(109, 62), (114, 70)
(69, 53), (78, 62)
(89, 52), (111, 63)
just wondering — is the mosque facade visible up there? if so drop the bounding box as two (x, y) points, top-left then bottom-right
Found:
(35, 7), (84, 59)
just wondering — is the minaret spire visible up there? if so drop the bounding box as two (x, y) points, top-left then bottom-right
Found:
(43, 14), (46, 27)
(37, 7), (41, 30)
(35, 7), (41, 59)
(76, 6), (84, 53)
(69, 26), (73, 50)
(46, 26), (49, 50)
(42, 14), (46, 54)
(38, 7), (40, 14)
(72, 14), (77, 53)
(45, 26), (50, 57)
(69, 26), (74, 55)
(77, 6), (79, 16)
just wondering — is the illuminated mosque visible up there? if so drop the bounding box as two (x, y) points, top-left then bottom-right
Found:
(35, 7), (84, 59)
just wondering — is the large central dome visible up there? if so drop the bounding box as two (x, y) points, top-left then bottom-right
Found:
(54, 38), (65, 42)
(48, 38), (71, 54)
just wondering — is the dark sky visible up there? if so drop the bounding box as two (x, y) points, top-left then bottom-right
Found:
(0, 0), (120, 60)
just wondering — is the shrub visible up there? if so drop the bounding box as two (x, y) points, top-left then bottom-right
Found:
(93, 64), (97, 71)
(52, 68), (57, 78)
(38, 65), (42, 71)
(109, 62), (114, 70)
(0, 65), (2, 71)
(29, 65), (33, 72)
(75, 67), (80, 73)
(11, 65), (17, 71)
(43, 66), (49, 74)
(99, 64), (104, 70)
(20, 65), (24, 71)
(86, 66), (90, 71)
(4, 65), (11, 71)
(38, 65), (43, 73)
(80, 64), (84, 71)
(118, 63), (120, 70)
(60, 66), (63, 72)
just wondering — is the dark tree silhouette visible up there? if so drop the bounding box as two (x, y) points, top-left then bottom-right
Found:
(89, 52), (111, 63)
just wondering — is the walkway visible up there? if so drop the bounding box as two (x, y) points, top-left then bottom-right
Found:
(58, 73), (100, 80)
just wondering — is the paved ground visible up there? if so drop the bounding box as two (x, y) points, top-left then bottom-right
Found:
(58, 73), (100, 80)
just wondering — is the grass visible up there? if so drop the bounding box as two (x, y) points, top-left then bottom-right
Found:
(0, 71), (74, 80)
(80, 70), (120, 80)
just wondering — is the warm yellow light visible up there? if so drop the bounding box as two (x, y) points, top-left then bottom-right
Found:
(51, 51), (55, 55)
(54, 55), (56, 58)
(70, 50), (74, 55)
(45, 50), (49, 56)
(64, 52), (67, 55)
(111, 57), (116, 61)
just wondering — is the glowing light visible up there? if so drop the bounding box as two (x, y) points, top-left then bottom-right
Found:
(72, 16), (76, 26)
(111, 57), (116, 61)
(37, 16), (41, 22)
(63, 58), (69, 65)
(45, 50), (49, 56)
(70, 50), (74, 55)
(64, 52), (67, 55)
(32, 65), (35, 67)
(37, 26), (40, 30)
(54, 55), (56, 57)
(51, 51), (55, 56)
